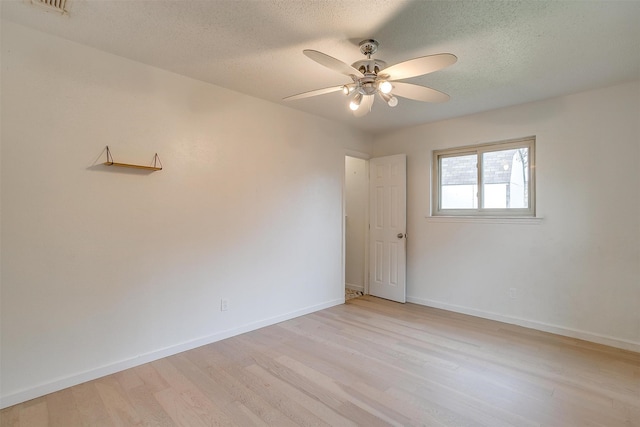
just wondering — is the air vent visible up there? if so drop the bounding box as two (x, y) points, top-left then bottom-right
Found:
(31, 0), (68, 14)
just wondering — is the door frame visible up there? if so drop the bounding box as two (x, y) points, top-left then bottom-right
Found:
(343, 150), (371, 297)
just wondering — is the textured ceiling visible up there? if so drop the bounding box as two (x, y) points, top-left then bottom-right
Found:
(3, 0), (640, 135)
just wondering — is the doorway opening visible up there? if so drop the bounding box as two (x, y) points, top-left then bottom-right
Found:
(345, 155), (369, 301)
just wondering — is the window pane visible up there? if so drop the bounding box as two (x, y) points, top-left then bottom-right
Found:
(440, 154), (477, 209)
(433, 138), (535, 217)
(482, 148), (528, 208)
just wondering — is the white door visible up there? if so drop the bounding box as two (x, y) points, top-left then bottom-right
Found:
(369, 154), (406, 303)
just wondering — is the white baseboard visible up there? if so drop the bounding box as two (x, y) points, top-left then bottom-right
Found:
(407, 296), (640, 353)
(0, 298), (343, 409)
(345, 283), (364, 292)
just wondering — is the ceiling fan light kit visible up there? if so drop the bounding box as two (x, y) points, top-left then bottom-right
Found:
(349, 92), (363, 111)
(283, 39), (457, 117)
(379, 91), (398, 107)
(379, 81), (393, 94)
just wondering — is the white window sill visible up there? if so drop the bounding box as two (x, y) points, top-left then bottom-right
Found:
(426, 216), (544, 225)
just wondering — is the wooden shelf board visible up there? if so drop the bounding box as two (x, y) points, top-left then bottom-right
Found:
(104, 162), (162, 171)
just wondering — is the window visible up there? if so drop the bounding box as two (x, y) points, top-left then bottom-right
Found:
(432, 137), (535, 217)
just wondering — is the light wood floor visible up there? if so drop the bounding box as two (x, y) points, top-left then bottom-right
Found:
(2, 295), (639, 426)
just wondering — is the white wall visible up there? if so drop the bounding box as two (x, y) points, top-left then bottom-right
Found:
(344, 156), (368, 291)
(0, 21), (371, 407)
(373, 80), (640, 352)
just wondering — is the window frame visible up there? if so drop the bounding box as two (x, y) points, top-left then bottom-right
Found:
(432, 137), (536, 217)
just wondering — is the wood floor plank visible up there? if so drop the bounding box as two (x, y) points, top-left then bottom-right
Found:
(235, 340), (391, 425)
(2, 295), (638, 426)
(154, 388), (210, 427)
(18, 400), (48, 427)
(167, 353), (269, 426)
(274, 354), (405, 426)
(222, 361), (331, 426)
(120, 383), (175, 427)
(113, 367), (144, 392)
(227, 400), (270, 427)
(45, 388), (81, 427)
(0, 404), (20, 427)
(131, 362), (171, 393)
(70, 382), (113, 427)
(94, 376), (143, 426)
(245, 363), (358, 427)
(184, 348), (301, 426)
(151, 357), (236, 426)
(385, 386), (488, 427)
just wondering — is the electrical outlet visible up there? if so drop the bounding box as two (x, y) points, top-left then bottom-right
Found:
(509, 288), (518, 299)
(220, 298), (229, 311)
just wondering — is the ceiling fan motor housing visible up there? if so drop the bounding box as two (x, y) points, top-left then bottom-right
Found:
(351, 59), (387, 76)
(350, 59), (388, 95)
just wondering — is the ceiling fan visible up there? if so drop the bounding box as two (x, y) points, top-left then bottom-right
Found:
(283, 39), (457, 117)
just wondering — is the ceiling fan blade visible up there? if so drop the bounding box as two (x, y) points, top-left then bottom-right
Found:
(304, 50), (365, 78)
(391, 82), (450, 103)
(380, 53), (457, 81)
(353, 94), (374, 117)
(283, 85), (344, 101)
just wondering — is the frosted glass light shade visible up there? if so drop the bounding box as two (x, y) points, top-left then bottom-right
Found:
(379, 81), (393, 94)
(349, 93), (362, 110)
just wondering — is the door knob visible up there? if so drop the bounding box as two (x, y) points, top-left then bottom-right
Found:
(397, 233), (405, 239)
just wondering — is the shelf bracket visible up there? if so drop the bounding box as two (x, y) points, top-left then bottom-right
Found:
(104, 146), (163, 171)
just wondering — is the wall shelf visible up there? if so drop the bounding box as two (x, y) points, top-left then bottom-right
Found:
(103, 146), (162, 171)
